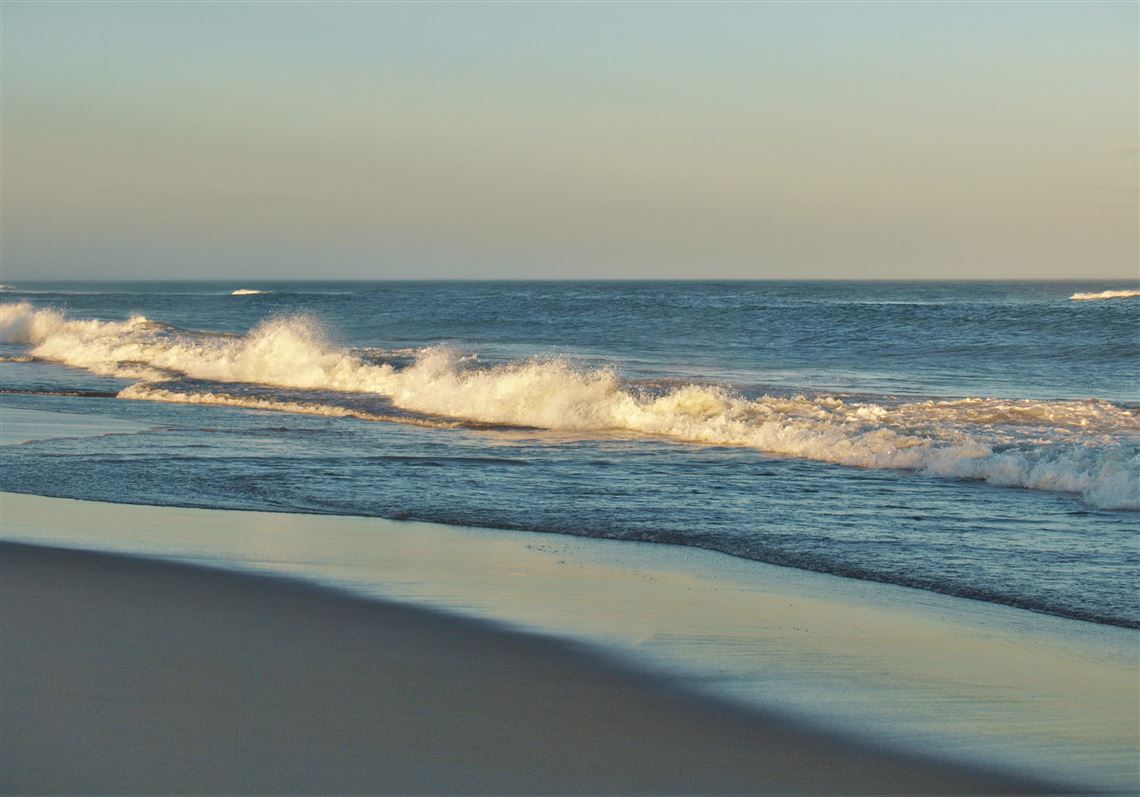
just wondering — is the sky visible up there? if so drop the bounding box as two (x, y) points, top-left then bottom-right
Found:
(2, 1), (1136, 281)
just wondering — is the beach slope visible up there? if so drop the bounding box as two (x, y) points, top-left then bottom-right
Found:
(1, 542), (1051, 794)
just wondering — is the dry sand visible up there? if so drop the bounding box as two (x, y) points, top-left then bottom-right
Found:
(0, 541), (1055, 795)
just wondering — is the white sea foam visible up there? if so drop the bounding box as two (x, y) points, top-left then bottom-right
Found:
(1069, 289), (1140, 301)
(118, 384), (459, 429)
(3, 301), (1137, 509)
(231, 289), (267, 296)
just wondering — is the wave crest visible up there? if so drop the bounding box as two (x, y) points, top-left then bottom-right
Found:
(4, 301), (1136, 509)
(1069, 289), (1140, 301)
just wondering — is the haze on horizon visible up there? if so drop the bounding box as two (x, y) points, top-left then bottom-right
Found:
(2, 2), (1136, 281)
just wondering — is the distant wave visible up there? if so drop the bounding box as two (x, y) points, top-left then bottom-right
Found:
(1069, 289), (1140, 301)
(231, 288), (267, 296)
(0, 287), (241, 297)
(2, 300), (1137, 509)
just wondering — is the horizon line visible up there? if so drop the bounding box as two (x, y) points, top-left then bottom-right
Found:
(3, 277), (1138, 284)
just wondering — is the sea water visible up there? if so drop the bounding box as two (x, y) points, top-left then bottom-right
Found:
(1, 280), (1137, 627)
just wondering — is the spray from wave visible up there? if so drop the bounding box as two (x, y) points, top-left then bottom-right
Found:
(1069, 289), (1140, 301)
(3, 301), (1137, 509)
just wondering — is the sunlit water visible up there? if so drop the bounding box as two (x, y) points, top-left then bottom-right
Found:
(1, 280), (1137, 626)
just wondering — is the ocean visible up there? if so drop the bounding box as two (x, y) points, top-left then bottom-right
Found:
(1, 280), (1137, 627)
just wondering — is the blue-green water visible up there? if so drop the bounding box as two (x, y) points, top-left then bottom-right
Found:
(2, 280), (1137, 625)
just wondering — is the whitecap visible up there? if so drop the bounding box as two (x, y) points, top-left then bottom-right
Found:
(4, 301), (1136, 509)
(1069, 289), (1140, 301)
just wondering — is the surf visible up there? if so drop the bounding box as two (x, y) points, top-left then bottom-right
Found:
(1069, 289), (1140, 301)
(3, 301), (1137, 509)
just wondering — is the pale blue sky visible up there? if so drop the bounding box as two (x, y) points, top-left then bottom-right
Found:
(2, 1), (1136, 280)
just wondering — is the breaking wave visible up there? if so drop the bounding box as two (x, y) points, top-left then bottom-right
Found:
(1070, 289), (1140, 301)
(117, 384), (460, 429)
(3, 301), (1137, 509)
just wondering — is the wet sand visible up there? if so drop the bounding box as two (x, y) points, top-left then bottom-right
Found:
(0, 541), (1054, 795)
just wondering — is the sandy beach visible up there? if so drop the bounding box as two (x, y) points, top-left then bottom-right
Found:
(1, 540), (1059, 795)
(2, 492), (1136, 793)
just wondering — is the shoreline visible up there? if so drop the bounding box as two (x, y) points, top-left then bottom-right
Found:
(6, 487), (1136, 631)
(0, 540), (1056, 795)
(1, 492), (1137, 792)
